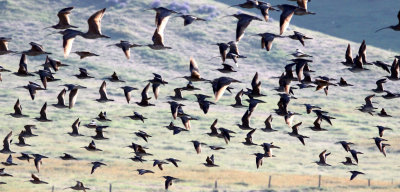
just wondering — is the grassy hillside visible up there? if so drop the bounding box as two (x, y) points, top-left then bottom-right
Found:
(0, 0), (399, 191)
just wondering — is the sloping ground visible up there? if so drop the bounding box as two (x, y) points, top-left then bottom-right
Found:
(0, 0), (399, 191)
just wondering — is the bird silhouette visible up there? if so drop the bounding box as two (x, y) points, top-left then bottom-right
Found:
(177, 14), (206, 26)
(237, 109), (253, 130)
(204, 154), (218, 167)
(120, 86), (138, 104)
(108, 41), (142, 60)
(60, 153), (77, 160)
(107, 71), (125, 82)
(35, 102), (52, 122)
(376, 11), (400, 32)
(21, 42), (51, 56)
(10, 99), (28, 118)
(45, 7), (77, 29)
(13, 54), (34, 77)
(260, 142), (280, 157)
(91, 161), (106, 174)
(377, 108), (391, 117)
(128, 112), (147, 123)
(96, 111), (111, 122)
(217, 63), (237, 73)
(211, 77), (240, 102)
(22, 125), (38, 137)
(165, 122), (188, 135)
(169, 88), (186, 101)
(0, 131), (14, 154)
(135, 130), (151, 142)
(153, 159), (169, 170)
(163, 176), (178, 190)
(166, 158), (181, 167)
(349, 171), (365, 181)
(261, 115), (277, 132)
(62, 84), (86, 109)
(257, 2), (277, 22)
(0, 37), (17, 55)
(29, 173), (48, 184)
(230, 0), (260, 9)
(276, 4), (297, 35)
(288, 31), (312, 46)
(33, 154), (48, 172)
(336, 141), (354, 152)
(96, 81), (114, 102)
(349, 149), (363, 164)
(376, 126), (392, 137)
(341, 157), (357, 166)
(228, 13), (262, 42)
(242, 128), (257, 146)
(15, 131), (30, 147)
(0, 168), (13, 177)
(65, 181), (90, 191)
(136, 83), (155, 106)
(315, 150), (331, 166)
(52, 88), (68, 108)
(1, 155), (17, 166)
(194, 94), (215, 114)
(83, 140), (102, 152)
(372, 79), (386, 93)
(190, 140), (206, 154)
(136, 169), (154, 175)
(74, 68), (94, 79)
(61, 8), (110, 57)
(91, 126), (108, 140)
(253, 153), (266, 169)
(17, 153), (33, 162)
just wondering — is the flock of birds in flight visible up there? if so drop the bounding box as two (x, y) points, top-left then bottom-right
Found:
(0, 0), (399, 190)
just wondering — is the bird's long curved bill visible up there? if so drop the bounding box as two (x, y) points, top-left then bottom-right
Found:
(42, 26), (52, 30)
(45, 31), (59, 37)
(208, 56), (220, 61)
(140, 8), (154, 12)
(375, 26), (390, 33)
(220, 15), (233, 19)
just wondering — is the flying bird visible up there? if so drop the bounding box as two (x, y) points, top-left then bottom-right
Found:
(276, 4), (297, 35)
(288, 31), (312, 46)
(315, 150), (331, 166)
(211, 77), (241, 102)
(61, 8), (110, 57)
(176, 14), (206, 26)
(253, 32), (284, 51)
(0, 131), (14, 154)
(227, 13), (262, 42)
(65, 181), (90, 191)
(1, 155), (17, 166)
(96, 81), (114, 102)
(163, 176), (178, 190)
(0, 37), (16, 55)
(45, 7), (77, 29)
(349, 171), (365, 181)
(108, 41), (142, 59)
(204, 154), (218, 167)
(136, 83), (155, 106)
(376, 11), (400, 32)
(29, 174), (48, 184)
(33, 154), (48, 172)
(22, 42), (51, 56)
(91, 161), (106, 174)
